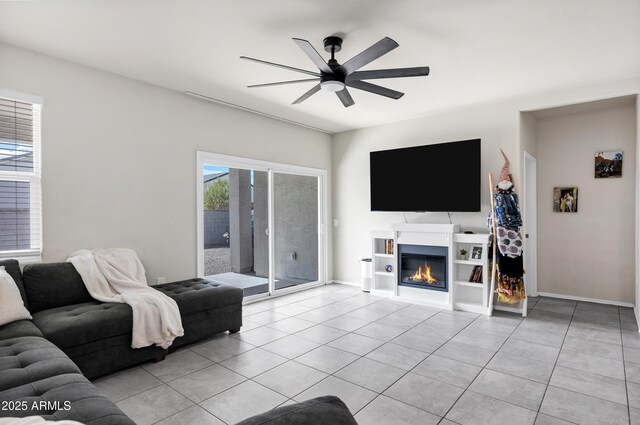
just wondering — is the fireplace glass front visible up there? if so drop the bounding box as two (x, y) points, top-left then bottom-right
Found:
(398, 244), (448, 292)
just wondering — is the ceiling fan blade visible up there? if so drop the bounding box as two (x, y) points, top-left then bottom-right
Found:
(292, 84), (321, 104)
(336, 37), (399, 76)
(346, 80), (404, 99)
(240, 56), (321, 77)
(292, 38), (333, 74)
(347, 66), (430, 81)
(336, 88), (355, 107)
(248, 78), (320, 88)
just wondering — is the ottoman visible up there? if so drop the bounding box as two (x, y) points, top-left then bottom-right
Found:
(154, 278), (244, 348)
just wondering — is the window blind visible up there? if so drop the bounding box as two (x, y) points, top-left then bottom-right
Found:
(0, 96), (41, 258)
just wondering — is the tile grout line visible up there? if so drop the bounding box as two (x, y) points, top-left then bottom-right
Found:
(104, 368), (165, 405)
(433, 306), (528, 423)
(351, 310), (488, 419)
(249, 293), (623, 421)
(204, 296), (415, 407)
(150, 403), (227, 425)
(110, 289), (639, 425)
(532, 300), (579, 425)
(269, 307), (463, 414)
(237, 292), (389, 341)
(283, 303), (439, 405)
(254, 287), (473, 418)
(108, 291), (494, 420)
(620, 306), (632, 425)
(100, 286), (362, 423)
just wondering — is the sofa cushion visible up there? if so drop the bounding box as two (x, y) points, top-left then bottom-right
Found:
(0, 259), (28, 309)
(0, 320), (42, 339)
(154, 279), (243, 316)
(0, 373), (135, 424)
(31, 302), (132, 349)
(0, 266), (32, 327)
(22, 263), (93, 313)
(0, 336), (80, 392)
(234, 396), (358, 425)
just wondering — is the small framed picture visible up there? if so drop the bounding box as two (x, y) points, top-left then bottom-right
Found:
(595, 151), (622, 178)
(471, 245), (483, 260)
(553, 187), (578, 213)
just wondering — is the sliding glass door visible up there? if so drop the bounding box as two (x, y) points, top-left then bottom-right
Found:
(201, 165), (270, 297)
(272, 172), (320, 293)
(197, 153), (325, 300)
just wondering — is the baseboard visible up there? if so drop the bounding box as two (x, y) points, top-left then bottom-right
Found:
(331, 280), (361, 287)
(537, 291), (634, 308)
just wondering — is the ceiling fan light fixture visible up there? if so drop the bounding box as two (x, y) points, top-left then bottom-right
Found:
(320, 80), (345, 92)
(243, 36), (429, 107)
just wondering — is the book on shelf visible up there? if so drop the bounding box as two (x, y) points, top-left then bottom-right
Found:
(468, 266), (477, 282)
(468, 265), (483, 283)
(384, 239), (394, 255)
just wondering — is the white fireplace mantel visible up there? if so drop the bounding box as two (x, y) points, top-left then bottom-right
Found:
(391, 223), (460, 308)
(393, 223), (460, 248)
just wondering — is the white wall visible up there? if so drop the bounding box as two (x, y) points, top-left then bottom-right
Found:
(536, 102), (636, 303)
(332, 80), (640, 285)
(332, 102), (520, 284)
(520, 112), (537, 158)
(635, 95), (640, 320)
(0, 43), (333, 284)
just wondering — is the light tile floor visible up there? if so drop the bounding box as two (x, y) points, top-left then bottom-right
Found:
(93, 284), (640, 425)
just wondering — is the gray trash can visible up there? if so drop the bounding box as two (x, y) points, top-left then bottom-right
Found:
(361, 258), (373, 292)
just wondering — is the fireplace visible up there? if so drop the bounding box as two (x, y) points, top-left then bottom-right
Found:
(398, 244), (448, 292)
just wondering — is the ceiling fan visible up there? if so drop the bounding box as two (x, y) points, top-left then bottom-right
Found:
(240, 36), (429, 107)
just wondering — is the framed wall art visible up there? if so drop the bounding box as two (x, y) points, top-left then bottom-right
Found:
(553, 187), (578, 213)
(595, 151), (623, 178)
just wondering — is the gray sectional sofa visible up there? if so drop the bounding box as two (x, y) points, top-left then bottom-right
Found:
(21, 262), (243, 379)
(235, 396), (358, 425)
(0, 259), (357, 425)
(0, 259), (243, 423)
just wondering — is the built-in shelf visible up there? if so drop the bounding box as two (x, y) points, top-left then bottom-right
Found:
(452, 233), (491, 315)
(454, 280), (484, 288)
(371, 230), (396, 295)
(454, 259), (483, 266)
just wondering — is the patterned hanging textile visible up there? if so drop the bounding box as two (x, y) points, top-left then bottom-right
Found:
(491, 150), (525, 304)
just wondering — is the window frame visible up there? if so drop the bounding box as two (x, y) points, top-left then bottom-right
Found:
(0, 89), (44, 262)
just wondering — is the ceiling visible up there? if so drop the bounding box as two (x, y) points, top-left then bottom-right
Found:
(0, 0), (638, 134)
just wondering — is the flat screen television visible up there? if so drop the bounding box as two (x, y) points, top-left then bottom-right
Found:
(370, 139), (481, 212)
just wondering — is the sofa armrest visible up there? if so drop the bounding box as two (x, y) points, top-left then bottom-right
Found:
(234, 396), (358, 425)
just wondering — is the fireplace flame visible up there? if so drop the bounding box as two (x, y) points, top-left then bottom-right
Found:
(410, 262), (439, 284)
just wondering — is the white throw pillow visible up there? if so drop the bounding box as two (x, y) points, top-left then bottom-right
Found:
(0, 266), (32, 327)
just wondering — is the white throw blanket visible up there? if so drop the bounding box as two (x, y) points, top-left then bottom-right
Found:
(67, 248), (184, 349)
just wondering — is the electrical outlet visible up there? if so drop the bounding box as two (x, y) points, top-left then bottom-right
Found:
(156, 277), (166, 285)
(333, 219), (339, 227)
